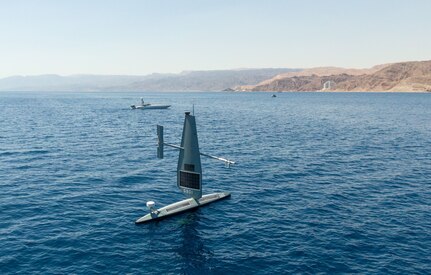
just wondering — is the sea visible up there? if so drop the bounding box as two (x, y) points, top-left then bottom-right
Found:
(0, 91), (430, 274)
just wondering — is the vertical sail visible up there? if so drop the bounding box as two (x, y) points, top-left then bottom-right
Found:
(177, 112), (202, 199)
(157, 125), (164, 159)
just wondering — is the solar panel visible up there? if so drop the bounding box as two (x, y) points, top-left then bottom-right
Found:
(179, 171), (200, 190)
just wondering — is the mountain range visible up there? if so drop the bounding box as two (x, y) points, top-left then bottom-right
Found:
(0, 69), (299, 92)
(1, 60), (430, 92)
(236, 60), (431, 92)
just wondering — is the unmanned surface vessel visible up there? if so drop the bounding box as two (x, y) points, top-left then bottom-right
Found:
(135, 112), (234, 224)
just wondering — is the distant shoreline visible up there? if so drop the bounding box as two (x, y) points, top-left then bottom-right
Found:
(1, 60), (431, 93)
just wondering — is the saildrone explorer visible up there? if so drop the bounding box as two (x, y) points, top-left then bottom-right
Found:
(135, 111), (235, 224)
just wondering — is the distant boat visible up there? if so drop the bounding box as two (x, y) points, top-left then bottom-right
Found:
(131, 98), (171, 110)
(272, 94), (277, 97)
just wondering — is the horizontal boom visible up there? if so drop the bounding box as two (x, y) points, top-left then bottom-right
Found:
(157, 124), (234, 166)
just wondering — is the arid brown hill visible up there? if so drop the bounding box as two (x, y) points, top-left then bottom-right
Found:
(238, 61), (431, 92)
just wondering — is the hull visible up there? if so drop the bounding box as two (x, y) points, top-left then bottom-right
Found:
(135, 192), (230, 224)
(131, 104), (171, 110)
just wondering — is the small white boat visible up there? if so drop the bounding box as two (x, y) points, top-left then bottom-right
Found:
(131, 104), (171, 110)
(131, 98), (171, 110)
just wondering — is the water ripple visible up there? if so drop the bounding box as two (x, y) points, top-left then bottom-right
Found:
(0, 92), (430, 274)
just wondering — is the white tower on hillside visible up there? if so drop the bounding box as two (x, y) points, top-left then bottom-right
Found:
(322, 80), (335, 91)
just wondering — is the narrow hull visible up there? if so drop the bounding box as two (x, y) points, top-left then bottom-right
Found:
(131, 105), (171, 110)
(135, 192), (230, 224)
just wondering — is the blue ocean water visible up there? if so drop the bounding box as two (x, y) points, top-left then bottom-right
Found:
(0, 91), (430, 274)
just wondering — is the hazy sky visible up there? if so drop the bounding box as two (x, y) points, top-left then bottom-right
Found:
(0, 0), (430, 77)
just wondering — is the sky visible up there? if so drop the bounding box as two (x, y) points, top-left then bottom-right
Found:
(0, 0), (430, 77)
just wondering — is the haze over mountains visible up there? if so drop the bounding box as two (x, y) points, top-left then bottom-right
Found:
(1, 60), (430, 92)
(0, 68), (299, 92)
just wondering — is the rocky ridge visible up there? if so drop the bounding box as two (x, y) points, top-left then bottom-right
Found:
(236, 61), (431, 92)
